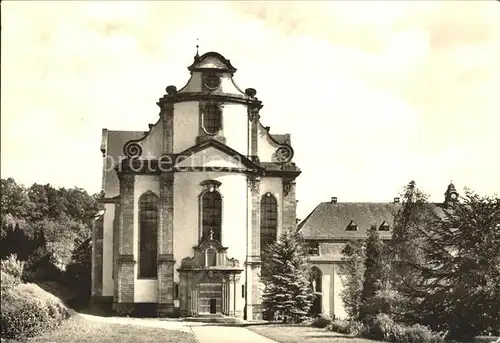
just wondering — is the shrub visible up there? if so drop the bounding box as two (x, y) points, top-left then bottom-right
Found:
(1, 254), (25, 280)
(1, 270), (21, 293)
(347, 320), (367, 336)
(312, 314), (332, 328)
(365, 313), (395, 341)
(0, 283), (70, 340)
(363, 314), (444, 343)
(330, 319), (351, 334)
(330, 319), (366, 336)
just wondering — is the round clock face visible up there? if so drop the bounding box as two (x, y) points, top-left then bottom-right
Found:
(204, 75), (221, 90)
(451, 193), (458, 199)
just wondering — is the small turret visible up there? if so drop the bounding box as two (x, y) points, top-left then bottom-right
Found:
(444, 182), (459, 205)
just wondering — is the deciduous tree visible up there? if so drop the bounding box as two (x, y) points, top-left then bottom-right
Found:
(340, 239), (365, 319)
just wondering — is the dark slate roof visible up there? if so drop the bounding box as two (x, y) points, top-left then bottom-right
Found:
(298, 202), (400, 240)
(102, 130), (145, 196)
(299, 201), (452, 241)
(270, 134), (288, 145)
(104, 130), (145, 161)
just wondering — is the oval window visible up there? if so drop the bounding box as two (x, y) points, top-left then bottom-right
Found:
(204, 75), (221, 90)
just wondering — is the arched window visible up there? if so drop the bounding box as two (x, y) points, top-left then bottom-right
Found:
(311, 267), (322, 293)
(139, 192), (159, 278)
(260, 193), (278, 252)
(201, 190), (222, 242)
(202, 104), (222, 135)
(310, 267), (322, 315)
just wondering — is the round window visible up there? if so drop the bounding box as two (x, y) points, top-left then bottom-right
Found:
(204, 75), (221, 90)
(275, 146), (294, 163)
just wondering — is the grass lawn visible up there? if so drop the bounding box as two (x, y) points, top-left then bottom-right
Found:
(14, 315), (196, 343)
(247, 324), (382, 343)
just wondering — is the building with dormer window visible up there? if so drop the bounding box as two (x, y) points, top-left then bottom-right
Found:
(91, 51), (300, 320)
(298, 183), (460, 319)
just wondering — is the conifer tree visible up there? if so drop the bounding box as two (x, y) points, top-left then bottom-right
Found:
(261, 229), (314, 323)
(388, 180), (434, 322)
(417, 190), (500, 339)
(359, 226), (386, 322)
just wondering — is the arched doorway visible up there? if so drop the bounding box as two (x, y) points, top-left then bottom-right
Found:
(197, 273), (223, 314)
(178, 235), (243, 317)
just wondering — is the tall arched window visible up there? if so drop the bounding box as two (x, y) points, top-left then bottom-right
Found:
(311, 267), (322, 293)
(260, 193), (278, 252)
(202, 104), (222, 135)
(139, 191), (159, 278)
(201, 190), (222, 242)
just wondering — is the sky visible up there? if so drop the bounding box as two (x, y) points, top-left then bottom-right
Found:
(2, 1), (499, 219)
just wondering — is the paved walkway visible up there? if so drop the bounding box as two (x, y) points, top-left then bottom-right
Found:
(79, 313), (278, 342)
(190, 325), (278, 343)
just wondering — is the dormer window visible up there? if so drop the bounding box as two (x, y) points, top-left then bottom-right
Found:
(379, 221), (390, 231)
(202, 104), (222, 135)
(346, 220), (358, 231)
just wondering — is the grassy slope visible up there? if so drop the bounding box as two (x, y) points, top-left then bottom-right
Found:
(247, 324), (382, 343)
(1, 282), (195, 343)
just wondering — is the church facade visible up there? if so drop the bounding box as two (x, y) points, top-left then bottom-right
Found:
(91, 51), (300, 319)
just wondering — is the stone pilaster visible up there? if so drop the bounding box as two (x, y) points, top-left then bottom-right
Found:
(222, 278), (229, 315)
(246, 175), (262, 320)
(91, 215), (104, 298)
(116, 254), (135, 314)
(251, 265), (263, 320)
(229, 274), (237, 316)
(234, 274), (243, 318)
(162, 101), (174, 154)
(248, 105), (261, 161)
(116, 174), (135, 310)
(179, 272), (188, 317)
(282, 179), (297, 233)
(112, 200), (120, 302)
(157, 172), (175, 316)
(247, 176), (261, 259)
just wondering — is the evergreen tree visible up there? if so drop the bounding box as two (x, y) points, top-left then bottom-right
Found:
(388, 180), (434, 322)
(359, 226), (386, 322)
(339, 239), (365, 319)
(417, 190), (500, 339)
(261, 229), (314, 323)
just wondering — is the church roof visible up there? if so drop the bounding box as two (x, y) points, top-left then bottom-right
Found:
(269, 134), (288, 145)
(101, 129), (145, 160)
(187, 51), (237, 73)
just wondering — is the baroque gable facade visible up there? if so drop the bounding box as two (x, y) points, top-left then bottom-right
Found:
(91, 51), (300, 319)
